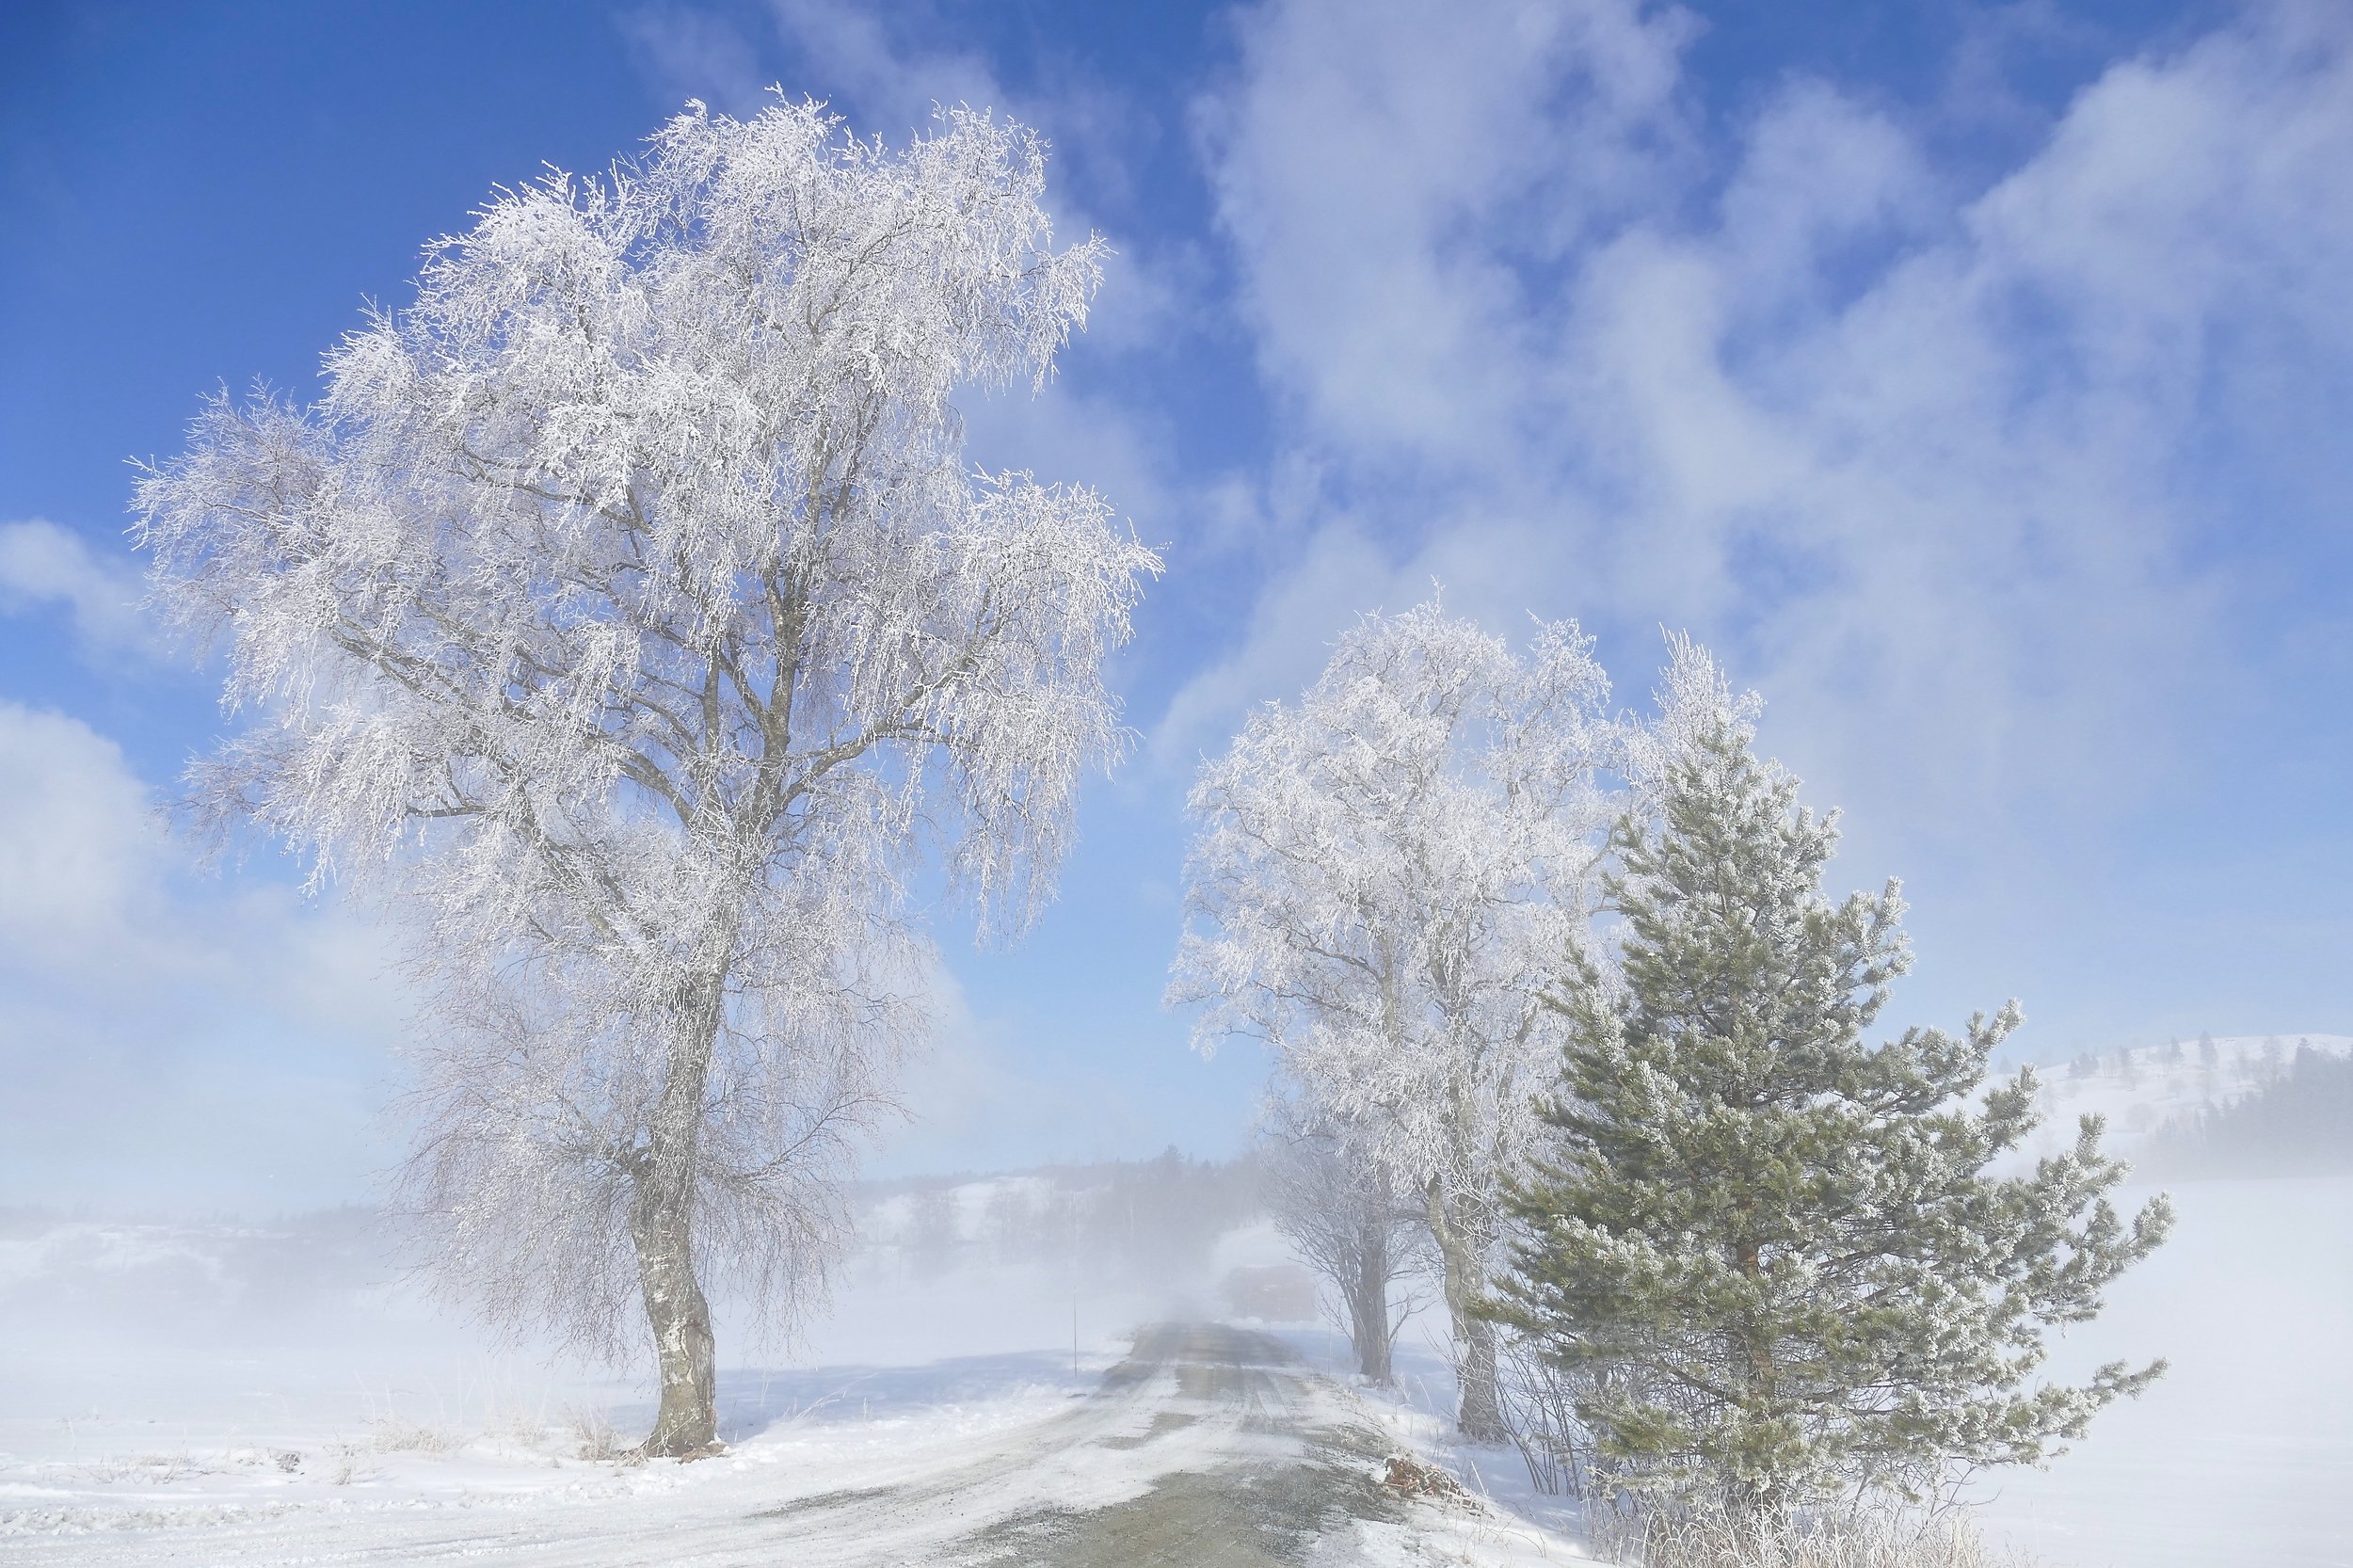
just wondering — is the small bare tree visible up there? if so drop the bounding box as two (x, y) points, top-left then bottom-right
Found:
(1259, 1104), (1427, 1383)
(136, 100), (1158, 1456)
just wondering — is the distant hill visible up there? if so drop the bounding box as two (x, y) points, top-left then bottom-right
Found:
(2137, 1047), (2353, 1178)
(2016, 1032), (2353, 1177)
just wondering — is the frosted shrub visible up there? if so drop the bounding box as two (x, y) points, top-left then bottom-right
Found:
(366, 1419), (456, 1455)
(1592, 1494), (2034, 1568)
(566, 1408), (628, 1464)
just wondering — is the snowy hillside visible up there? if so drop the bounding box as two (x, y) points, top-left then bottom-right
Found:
(2016, 1033), (2351, 1166)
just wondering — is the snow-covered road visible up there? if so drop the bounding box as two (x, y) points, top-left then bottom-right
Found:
(4, 1323), (1575, 1567)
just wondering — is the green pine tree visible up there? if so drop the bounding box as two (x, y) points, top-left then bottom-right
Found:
(1491, 726), (2170, 1519)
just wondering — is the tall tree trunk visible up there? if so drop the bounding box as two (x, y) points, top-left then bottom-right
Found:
(628, 976), (725, 1458)
(1348, 1216), (1394, 1384)
(630, 1161), (717, 1456)
(1427, 1179), (1505, 1442)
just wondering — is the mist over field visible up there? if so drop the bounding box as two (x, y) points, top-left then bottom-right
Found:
(4, 2), (2350, 1565)
(7, 1050), (2347, 1563)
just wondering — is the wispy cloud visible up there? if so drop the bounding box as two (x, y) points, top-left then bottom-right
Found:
(0, 519), (151, 654)
(617, 0), (1012, 133)
(615, 5), (774, 117)
(0, 700), (413, 1210)
(1174, 0), (2353, 857)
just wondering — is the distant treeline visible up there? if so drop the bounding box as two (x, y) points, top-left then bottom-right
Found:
(2141, 1047), (2353, 1178)
(859, 1148), (1263, 1284)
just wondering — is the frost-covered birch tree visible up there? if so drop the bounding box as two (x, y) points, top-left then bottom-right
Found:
(136, 100), (1159, 1457)
(1170, 603), (1621, 1439)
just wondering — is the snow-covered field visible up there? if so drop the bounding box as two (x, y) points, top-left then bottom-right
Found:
(0, 1304), (1577, 1565)
(0, 1199), (1579, 1564)
(1280, 1176), (2353, 1568)
(0, 1204), (1160, 1539)
(1963, 1173), (2353, 1568)
(5, 1101), (2346, 1566)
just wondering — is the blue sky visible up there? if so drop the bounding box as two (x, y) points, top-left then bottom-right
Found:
(3, 0), (2346, 1213)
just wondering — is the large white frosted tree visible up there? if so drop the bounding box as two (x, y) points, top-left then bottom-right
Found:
(136, 100), (1159, 1456)
(1170, 603), (1623, 1438)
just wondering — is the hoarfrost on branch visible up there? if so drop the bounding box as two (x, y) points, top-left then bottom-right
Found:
(136, 98), (1159, 1453)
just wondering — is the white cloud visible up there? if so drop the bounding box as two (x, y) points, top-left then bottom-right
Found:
(0, 520), (151, 653)
(1148, 521), (1405, 769)
(1196, 0), (1697, 465)
(621, 1), (1018, 139)
(0, 701), (412, 1211)
(618, 7), (775, 117)
(1176, 0), (2353, 849)
(0, 702), (159, 966)
(763, 0), (1007, 136)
